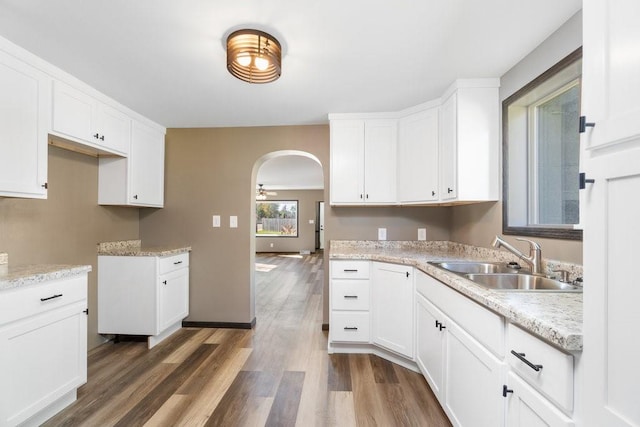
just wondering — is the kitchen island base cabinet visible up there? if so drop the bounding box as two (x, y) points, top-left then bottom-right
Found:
(98, 252), (189, 349)
(0, 275), (88, 427)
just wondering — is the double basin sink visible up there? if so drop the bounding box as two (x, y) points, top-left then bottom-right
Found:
(430, 261), (581, 292)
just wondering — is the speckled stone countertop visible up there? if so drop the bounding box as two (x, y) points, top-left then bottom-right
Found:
(330, 240), (583, 351)
(0, 264), (92, 291)
(97, 240), (192, 257)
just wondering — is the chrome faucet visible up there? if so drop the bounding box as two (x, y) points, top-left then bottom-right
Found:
(491, 235), (543, 275)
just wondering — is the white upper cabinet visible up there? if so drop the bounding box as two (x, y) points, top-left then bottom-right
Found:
(52, 81), (130, 156)
(98, 120), (165, 207)
(440, 80), (500, 203)
(397, 106), (439, 203)
(329, 79), (499, 206)
(330, 118), (396, 205)
(582, 0), (640, 149)
(0, 47), (50, 199)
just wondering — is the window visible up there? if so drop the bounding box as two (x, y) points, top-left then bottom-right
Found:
(255, 201), (298, 237)
(503, 48), (582, 240)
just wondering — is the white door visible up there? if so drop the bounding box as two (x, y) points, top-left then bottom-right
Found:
(363, 120), (397, 203)
(415, 293), (445, 396)
(319, 201), (325, 250)
(330, 120), (365, 204)
(130, 121), (165, 206)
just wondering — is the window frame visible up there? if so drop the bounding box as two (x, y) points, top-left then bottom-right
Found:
(255, 200), (299, 238)
(502, 47), (583, 241)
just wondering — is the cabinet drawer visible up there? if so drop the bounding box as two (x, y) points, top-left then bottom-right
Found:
(331, 280), (370, 310)
(331, 312), (370, 342)
(0, 275), (87, 325)
(331, 260), (370, 279)
(417, 271), (504, 357)
(159, 253), (189, 275)
(507, 323), (574, 412)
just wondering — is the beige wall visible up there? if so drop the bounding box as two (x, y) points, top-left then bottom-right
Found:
(255, 189), (323, 253)
(451, 11), (583, 265)
(0, 146), (140, 349)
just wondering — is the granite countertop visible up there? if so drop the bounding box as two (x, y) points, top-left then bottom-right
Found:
(330, 240), (583, 352)
(97, 240), (192, 257)
(0, 264), (92, 291)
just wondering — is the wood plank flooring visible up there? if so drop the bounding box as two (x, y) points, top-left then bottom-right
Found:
(45, 252), (451, 426)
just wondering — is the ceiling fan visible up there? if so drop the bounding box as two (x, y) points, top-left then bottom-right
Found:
(256, 184), (277, 200)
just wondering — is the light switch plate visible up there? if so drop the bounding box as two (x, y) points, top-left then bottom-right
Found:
(212, 215), (221, 227)
(230, 216), (238, 228)
(378, 228), (387, 241)
(309, 219), (315, 224)
(418, 228), (427, 241)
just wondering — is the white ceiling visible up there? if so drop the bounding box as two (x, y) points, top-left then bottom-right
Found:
(0, 0), (581, 129)
(257, 155), (323, 190)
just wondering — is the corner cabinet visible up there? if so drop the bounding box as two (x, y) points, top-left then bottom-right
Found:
(98, 252), (189, 348)
(371, 262), (414, 358)
(98, 120), (165, 207)
(329, 118), (397, 205)
(0, 274), (88, 427)
(0, 44), (50, 199)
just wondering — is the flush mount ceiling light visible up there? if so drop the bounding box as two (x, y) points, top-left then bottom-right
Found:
(226, 29), (282, 84)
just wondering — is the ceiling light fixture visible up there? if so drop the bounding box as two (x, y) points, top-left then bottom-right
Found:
(226, 29), (282, 84)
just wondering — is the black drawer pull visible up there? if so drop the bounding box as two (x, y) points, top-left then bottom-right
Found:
(511, 350), (543, 372)
(502, 385), (514, 397)
(344, 295), (358, 299)
(343, 269), (358, 272)
(344, 327), (358, 331)
(40, 293), (63, 302)
(173, 260), (183, 265)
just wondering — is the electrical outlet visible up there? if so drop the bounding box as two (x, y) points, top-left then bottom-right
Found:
(212, 215), (221, 227)
(230, 216), (238, 228)
(418, 228), (427, 241)
(378, 228), (387, 241)
(270, 243), (274, 248)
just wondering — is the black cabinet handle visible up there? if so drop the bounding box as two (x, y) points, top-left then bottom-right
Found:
(366, 194), (369, 199)
(406, 271), (410, 278)
(83, 308), (89, 315)
(360, 194), (363, 199)
(163, 280), (167, 285)
(439, 323), (446, 331)
(93, 133), (100, 139)
(344, 327), (358, 331)
(431, 190), (436, 196)
(579, 116), (595, 133)
(502, 385), (514, 397)
(344, 295), (358, 299)
(343, 269), (358, 272)
(133, 195), (138, 200)
(40, 293), (63, 302)
(100, 135), (105, 141)
(41, 182), (48, 189)
(173, 261), (183, 265)
(447, 187), (453, 194)
(511, 350), (543, 372)
(579, 172), (595, 189)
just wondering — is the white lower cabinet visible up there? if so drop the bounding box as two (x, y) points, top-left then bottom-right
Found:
(0, 274), (88, 427)
(416, 272), (504, 427)
(98, 252), (189, 348)
(505, 372), (574, 427)
(371, 262), (414, 358)
(329, 260), (371, 346)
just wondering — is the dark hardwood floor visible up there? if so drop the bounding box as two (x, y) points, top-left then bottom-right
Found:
(44, 252), (451, 426)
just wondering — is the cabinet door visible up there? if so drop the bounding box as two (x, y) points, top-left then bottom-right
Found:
(582, 145), (640, 427)
(364, 120), (397, 204)
(397, 108), (439, 203)
(159, 269), (189, 332)
(582, 0), (640, 149)
(505, 372), (574, 427)
(444, 320), (505, 427)
(439, 92), (457, 201)
(330, 120), (365, 204)
(0, 50), (49, 199)
(98, 103), (131, 156)
(52, 80), (96, 143)
(129, 120), (165, 206)
(415, 293), (445, 396)
(371, 262), (413, 358)
(0, 303), (87, 426)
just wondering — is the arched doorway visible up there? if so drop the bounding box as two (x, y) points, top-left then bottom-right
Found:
(249, 150), (324, 321)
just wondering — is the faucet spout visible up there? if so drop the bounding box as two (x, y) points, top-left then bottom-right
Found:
(491, 235), (543, 275)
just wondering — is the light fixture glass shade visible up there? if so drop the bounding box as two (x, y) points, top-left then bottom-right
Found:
(226, 29), (282, 84)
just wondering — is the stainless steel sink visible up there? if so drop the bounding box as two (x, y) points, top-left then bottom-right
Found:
(429, 261), (525, 274)
(464, 273), (581, 292)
